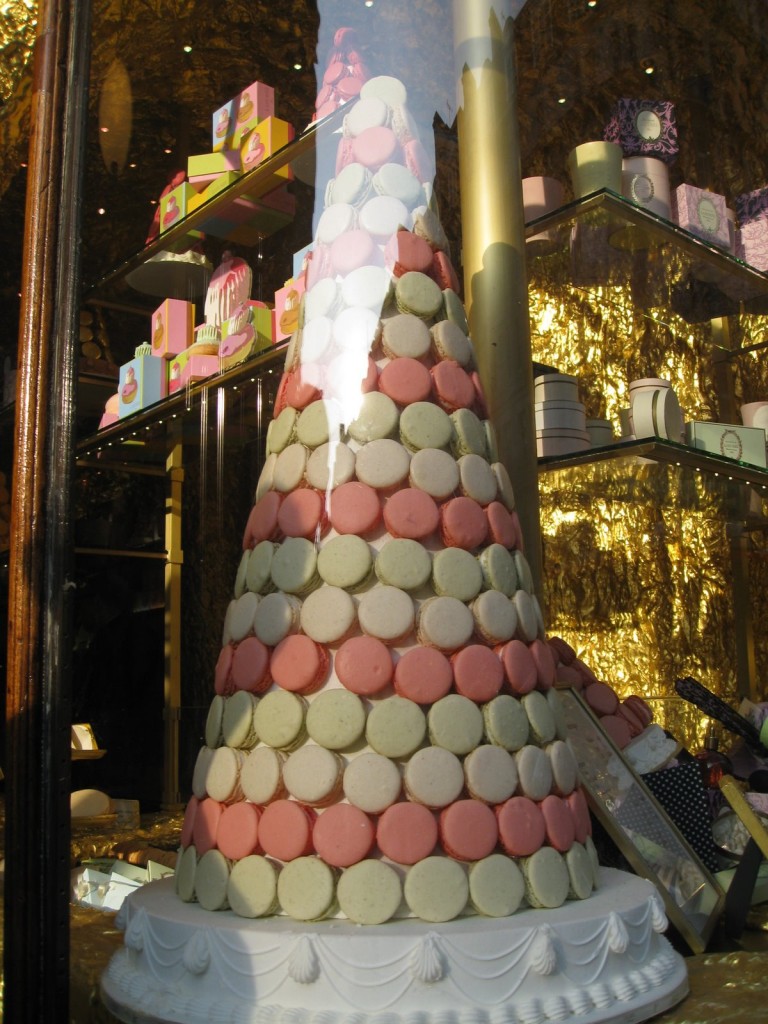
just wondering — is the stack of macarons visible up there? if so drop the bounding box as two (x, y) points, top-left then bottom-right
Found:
(177, 75), (601, 927)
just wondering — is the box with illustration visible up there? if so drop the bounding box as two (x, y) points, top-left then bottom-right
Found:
(273, 277), (305, 342)
(118, 344), (166, 417)
(220, 301), (273, 369)
(151, 299), (194, 358)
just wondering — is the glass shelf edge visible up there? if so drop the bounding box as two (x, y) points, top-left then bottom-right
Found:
(538, 437), (768, 487)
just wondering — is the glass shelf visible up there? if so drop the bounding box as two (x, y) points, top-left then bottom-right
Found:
(538, 435), (768, 490)
(525, 189), (768, 323)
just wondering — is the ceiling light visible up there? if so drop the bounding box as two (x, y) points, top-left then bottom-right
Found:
(99, 125), (109, 133)
(587, 1), (597, 6)
(163, 147), (172, 154)
(644, 64), (654, 74)
(183, 45), (192, 53)
(97, 207), (106, 215)
(558, 97), (566, 105)
(293, 63), (302, 70)
(365, 1), (374, 6)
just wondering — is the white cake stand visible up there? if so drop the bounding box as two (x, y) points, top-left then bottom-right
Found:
(101, 867), (688, 1024)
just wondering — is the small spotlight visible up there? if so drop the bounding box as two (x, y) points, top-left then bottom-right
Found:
(97, 207), (106, 215)
(183, 44), (192, 53)
(99, 125), (109, 133)
(293, 62), (302, 70)
(587, 1), (597, 6)
(557, 97), (566, 105)
(163, 147), (172, 154)
(365, 0), (374, 6)
(644, 64), (654, 75)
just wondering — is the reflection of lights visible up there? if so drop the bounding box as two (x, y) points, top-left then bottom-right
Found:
(365, 1), (374, 6)
(97, 207), (106, 215)
(183, 44), (192, 53)
(558, 97), (566, 105)
(100, 125), (109, 133)
(293, 63), (302, 70)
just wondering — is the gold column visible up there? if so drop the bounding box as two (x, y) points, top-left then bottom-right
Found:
(163, 435), (184, 808)
(453, 0), (542, 597)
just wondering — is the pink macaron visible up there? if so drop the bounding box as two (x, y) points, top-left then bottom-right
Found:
(439, 799), (499, 861)
(283, 369), (322, 410)
(623, 694), (654, 727)
(440, 496), (488, 551)
(566, 788), (592, 844)
(277, 488), (325, 540)
(498, 639), (537, 695)
(430, 360), (475, 413)
(377, 801), (438, 864)
(217, 802), (261, 861)
(214, 644), (234, 696)
(496, 796), (546, 857)
(335, 635), (394, 696)
(258, 800), (317, 862)
(393, 646), (453, 703)
(384, 230), (434, 277)
(383, 487), (440, 541)
(485, 501), (518, 548)
(540, 794), (575, 853)
(583, 681), (619, 717)
(312, 803), (375, 867)
(470, 371), (489, 418)
(328, 481), (382, 535)
(600, 713), (632, 749)
(231, 636), (272, 693)
(378, 357), (433, 406)
(615, 701), (645, 737)
(243, 491), (282, 548)
(403, 138), (435, 183)
(351, 125), (400, 170)
(270, 634), (330, 695)
(192, 797), (224, 856)
(180, 796), (199, 849)
(330, 228), (380, 277)
(431, 249), (460, 293)
(451, 644), (504, 702)
(529, 638), (557, 691)
(548, 635), (577, 665)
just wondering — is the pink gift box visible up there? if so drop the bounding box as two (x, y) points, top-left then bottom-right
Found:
(151, 299), (194, 358)
(734, 187), (768, 226)
(736, 218), (768, 272)
(233, 80), (276, 145)
(293, 243), (314, 280)
(672, 184), (731, 248)
(604, 99), (678, 165)
(167, 349), (220, 393)
(273, 277), (306, 342)
(159, 182), (196, 233)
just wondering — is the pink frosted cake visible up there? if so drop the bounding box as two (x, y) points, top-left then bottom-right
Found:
(102, 73), (687, 1024)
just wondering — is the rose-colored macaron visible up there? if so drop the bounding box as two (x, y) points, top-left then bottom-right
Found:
(231, 636), (272, 694)
(623, 694), (654, 726)
(384, 229), (434, 277)
(312, 803), (375, 868)
(439, 799), (499, 861)
(258, 800), (317, 861)
(214, 645), (234, 696)
(277, 488), (324, 540)
(498, 638), (537, 695)
(573, 658), (600, 687)
(283, 369), (322, 410)
(243, 491), (282, 548)
(431, 249), (460, 293)
(616, 701), (645, 737)
(430, 360), (475, 413)
(440, 496), (488, 550)
(383, 487), (440, 541)
(556, 663), (583, 689)
(335, 635), (394, 696)
(330, 228), (379, 277)
(566, 788), (592, 844)
(583, 681), (619, 717)
(377, 802), (438, 865)
(192, 798), (224, 856)
(485, 501), (518, 549)
(540, 795), (575, 853)
(378, 357), (432, 406)
(328, 481), (382, 535)
(180, 795), (199, 849)
(496, 796), (546, 857)
(393, 646), (453, 703)
(600, 713), (632, 749)
(351, 125), (400, 170)
(270, 634), (330, 695)
(529, 638), (557, 691)
(451, 644), (504, 703)
(217, 802), (261, 861)
(548, 636), (577, 665)
(470, 370), (488, 417)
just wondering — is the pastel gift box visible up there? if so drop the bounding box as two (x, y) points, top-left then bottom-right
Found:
(220, 301), (274, 370)
(273, 276), (306, 343)
(293, 243), (314, 280)
(212, 97), (238, 152)
(159, 182), (195, 232)
(672, 184), (731, 248)
(734, 186), (768, 225)
(233, 80), (276, 145)
(167, 348), (219, 393)
(736, 218), (768, 272)
(604, 98), (679, 165)
(685, 420), (767, 468)
(118, 345), (166, 418)
(240, 118), (295, 182)
(187, 149), (242, 190)
(151, 299), (194, 358)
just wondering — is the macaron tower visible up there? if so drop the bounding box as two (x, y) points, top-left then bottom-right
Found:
(178, 74), (601, 927)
